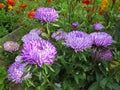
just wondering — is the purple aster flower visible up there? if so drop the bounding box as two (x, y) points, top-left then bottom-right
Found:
(118, 14), (120, 19)
(8, 61), (32, 83)
(54, 82), (61, 87)
(3, 41), (19, 53)
(29, 28), (42, 35)
(93, 49), (113, 60)
(20, 39), (57, 67)
(65, 31), (93, 52)
(90, 32), (113, 47)
(93, 23), (104, 30)
(72, 22), (79, 28)
(22, 28), (42, 43)
(51, 30), (67, 41)
(34, 7), (59, 22)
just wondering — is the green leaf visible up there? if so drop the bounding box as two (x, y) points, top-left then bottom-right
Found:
(115, 74), (120, 83)
(36, 86), (45, 90)
(107, 82), (120, 90)
(0, 84), (4, 90)
(46, 65), (55, 72)
(99, 78), (109, 89)
(107, 82), (113, 90)
(82, 53), (87, 62)
(0, 45), (2, 48)
(88, 82), (101, 90)
(52, 23), (60, 27)
(74, 75), (79, 84)
(0, 78), (6, 84)
(111, 83), (120, 90)
(0, 66), (7, 84)
(54, 87), (62, 90)
(43, 65), (48, 74)
(26, 79), (35, 87)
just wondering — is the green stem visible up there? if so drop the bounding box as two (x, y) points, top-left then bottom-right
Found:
(46, 23), (50, 36)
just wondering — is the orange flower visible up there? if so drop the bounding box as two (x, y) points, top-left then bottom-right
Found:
(113, 61), (119, 66)
(28, 11), (35, 18)
(7, 0), (15, 6)
(100, 0), (109, 10)
(0, 3), (6, 9)
(8, 5), (13, 10)
(118, 7), (120, 11)
(48, 0), (52, 3)
(20, 4), (27, 9)
(110, 60), (120, 74)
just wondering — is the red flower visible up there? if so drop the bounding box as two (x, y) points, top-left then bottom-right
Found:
(7, 0), (15, 6)
(28, 11), (35, 18)
(20, 4), (27, 9)
(82, 0), (90, 5)
(99, 9), (104, 15)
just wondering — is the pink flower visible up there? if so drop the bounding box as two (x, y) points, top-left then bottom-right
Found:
(3, 41), (19, 53)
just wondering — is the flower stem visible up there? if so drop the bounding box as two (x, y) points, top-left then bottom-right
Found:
(46, 23), (50, 36)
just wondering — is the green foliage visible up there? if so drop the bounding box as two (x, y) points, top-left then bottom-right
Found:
(0, 66), (7, 90)
(0, 0), (120, 90)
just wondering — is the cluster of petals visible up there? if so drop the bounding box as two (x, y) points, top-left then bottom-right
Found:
(34, 7), (59, 22)
(8, 56), (31, 83)
(21, 39), (57, 67)
(65, 31), (93, 52)
(90, 32), (113, 47)
(21, 29), (57, 67)
(93, 23), (104, 30)
(4, 41), (19, 53)
(92, 49), (113, 60)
